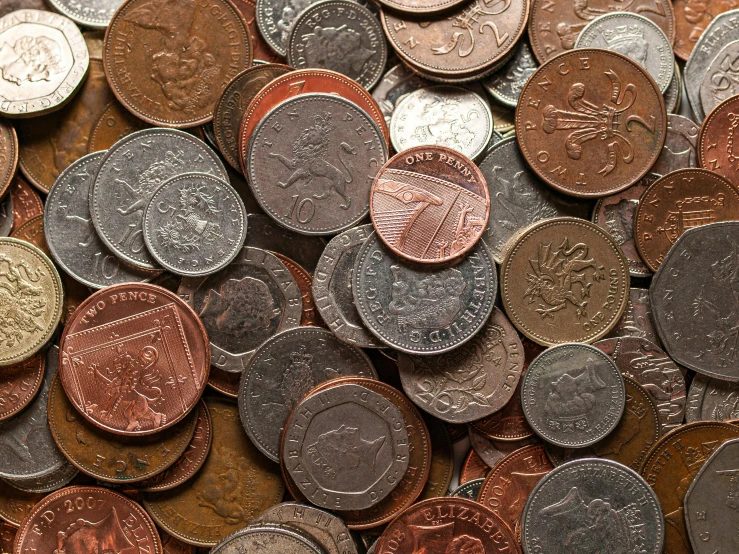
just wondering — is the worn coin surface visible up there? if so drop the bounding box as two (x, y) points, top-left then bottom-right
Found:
(354, 233), (497, 354)
(699, 94), (739, 181)
(651, 222), (739, 382)
(8, 174), (42, 233)
(104, 0), (252, 127)
(272, 252), (321, 327)
(0, 478), (44, 526)
(522, 458), (664, 554)
(9, 214), (47, 256)
(469, 427), (539, 467)
(664, 60), (682, 114)
(700, 39), (739, 115)
(372, 63), (432, 127)
(47, 0), (123, 28)
(448, 478), (485, 500)
(91, 128), (228, 270)
(2, 460), (78, 494)
(0, 352), (43, 422)
(0, 194), (12, 237)
(370, 145), (489, 264)
(373, 0), (467, 15)
(516, 49), (666, 198)
(0, 524), (12, 554)
(0, 238), (62, 366)
(482, 40), (538, 108)
(247, 213), (326, 274)
(239, 327), (377, 462)
(210, 524), (323, 554)
(607, 287), (661, 346)
(389, 86), (493, 160)
(178, 246), (302, 372)
(673, 0), (739, 61)
(500, 217), (630, 346)
(398, 307), (523, 423)
(651, 114), (699, 175)
(469, 377), (535, 443)
(686, 373), (739, 422)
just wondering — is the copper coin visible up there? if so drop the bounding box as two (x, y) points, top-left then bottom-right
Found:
(460, 448), (491, 484)
(238, 69), (389, 171)
(672, 1), (739, 61)
(161, 531), (196, 554)
(698, 94), (739, 182)
(206, 367), (239, 398)
(634, 168), (739, 272)
(528, 0), (675, 64)
(369, 145), (489, 264)
(374, 0), (468, 15)
(271, 252), (323, 327)
(230, 0), (286, 63)
(14, 486), (162, 554)
(470, 377), (534, 442)
(104, 0), (252, 128)
(516, 49), (667, 198)
(639, 422), (739, 554)
(0, 353), (44, 422)
(87, 101), (151, 152)
(0, 120), (16, 200)
(418, 415), (454, 502)
(469, 428), (541, 471)
(375, 497), (521, 554)
(61, 273), (90, 326)
(0, 479), (43, 527)
(7, 175), (42, 234)
(0, 523), (13, 554)
(10, 215), (48, 257)
(59, 283), (210, 436)
(142, 397), (285, 547)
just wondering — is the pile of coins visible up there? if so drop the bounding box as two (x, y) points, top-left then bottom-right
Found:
(0, 1), (738, 554)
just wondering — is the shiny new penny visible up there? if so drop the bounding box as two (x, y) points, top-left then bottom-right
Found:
(516, 49), (667, 198)
(8, 175), (42, 234)
(87, 100), (151, 152)
(460, 448), (491, 484)
(672, 0), (739, 61)
(104, 0), (252, 127)
(699, 94), (739, 183)
(272, 252), (322, 326)
(58, 283), (210, 436)
(14, 486), (162, 554)
(0, 120), (15, 199)
(370, 146), (490, 264)
(9, 215), (47, 256)
(0, 353), (43, 422)
(500, 217), (630, 346)
(634, 168), (739, 272)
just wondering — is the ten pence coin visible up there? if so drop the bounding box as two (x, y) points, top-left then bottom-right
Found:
(58, 283), (210, 436)
(516, 49), (666, 198)
(0, 352), (44, 422)
(698, 95), (739, 182)
(103, 0), (252, 127)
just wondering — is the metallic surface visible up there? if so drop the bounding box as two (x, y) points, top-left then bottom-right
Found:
(0, 352), (43, 422)
(686, 373), (739, 422)
(651, 113), (699, 175)
(483, 40), (538, 108)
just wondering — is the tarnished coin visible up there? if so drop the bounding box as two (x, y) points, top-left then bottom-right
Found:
(283, 381), (410, 510)
(686, 373), (739, 422)
(593, 173), (659, 277)
(522, 458), (664, 554)
(389, 86), (493, 160)
(87, 100), (151, 152)
(0, 9), (89, 117)
(104, 0), (252, 127)
(160, 532), (195, 554)
(469, 427), (539, 468)
(142, 397), (285, 547)
(0, 352), (43, 422)
(0, 523), (13, 553)
(8, 174), (42, 233)
(0, 121), (15, 200)
(500, 217), (630, 346)
(574, 12), (675, 93)
(594, 337), (686, 433)
(91, 128), (228, 270)
(178, 246), (302, 372)
(372, 64), (432, 127)
(45, 152), (155, 289)
(272, 253), (321, 326)
(479, 137), (591, 263)
(0, 238), (62, 366)
(143, 173), (247, 277)
(449, 478), (485, 500)
(398, 307), (523, 423)
(239, 327), (377, 462)
(354, 233), (497, 354)
(651, 222), (739, 382)
(15, 486), (162, 554)
(482, 40), (538, 108)
(0, 194), (12, 237)
(516, 49), (666, 198)
(521, 343), (626, 448)
(287, 1), (386, 90)
(9, 214), (47, 256)
(59, 283), (210, 436)
(469, 382), (535, 442)
(699, 94), (739, 183)
(460, 448), (491, 484)
(2, 461), (77, 494)
(0, 478), (44, 526)
(606, 288), (661, 346)
(210, 524), (323, 554)
(370, 145), (489, 264)
(418, 415), (454, 502)
(673, 0), (739, 61)
(700, 39), (739, 115)
(651, 114), (699, 175)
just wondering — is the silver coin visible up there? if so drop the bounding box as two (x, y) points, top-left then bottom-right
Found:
(372, 64), (432, 127)
(143, 173), (247, 277)
(685, 438), (739, 553)
(91, 128), (228, 270)
(312, 224), (383, 348)
(469, 426), (539, 469)
(478, 137), (591, 263)
(482, 41), (538, 108)
(521, 458), (664, 554)
(650, 114), (698, 175)
(247, 93), (387, 235)
(448, 478), (485, 500)
(521, 343), (626, 448)
(1, 461), (77, 493)
(606, 287), (662, 347)
(255, 0), (324, 57)
(594, 336), (686, 432)
(46, 0), (123, 28)
(664, 61), (681, 114)
(685, 373), (739, 422)
(353, 232), (497, 355)
(575, 12), (674, 93)
(45, 152), (155, 289)
(700, 39), (739, 116)
(283, 381), (410, 510)
(397, 307), (523, 423)
(0, 192), (12, 237)
(390, 85), (493, 160)
(287, 0), (386, 90)
(246, 213), (327, 274)
(211, 524), (324, 554)
(252, 502), (358, 554)
(178, 246), (302, 372)
(651, 222), (739, 382)
(0, 345), (67, 480)
(239, 326), (377, 462)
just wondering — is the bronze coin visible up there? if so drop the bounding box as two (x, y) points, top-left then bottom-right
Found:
(161, 531), (196, 554)
(369, 145), (490, 264)
(418, 415), (454, 502)
(446, 422), (468, 444)
(142, 397), (285, 547)
(14, 486), (162, 554)
(634, 168), (739, 272)
(229, 0), (286, 63)
(0, 523), (14, 554)
(672, 1), (738, 61)
(0, 353), (44, 422)
(206, 367), (240, 398)
(374, 0), (468, 15)
(0, 479), (43, 527)
(48, 374), (198, 484)
(104, 0), (253, 128)
(460, 448), (491, 484)
(271, 252), (323, 327)
(10, 215), (48, 257)
(59, 283), (210, 436)
(516, 49), (667, 198)
(528, 0), (675, 64)
(8, 175), (42, 234)
(87, 101), (151, 153)
(699, 94), (739, 183)
(639, 422), (739, 554)
(0, 119), (16, 200)
(469, 376), (534, 442)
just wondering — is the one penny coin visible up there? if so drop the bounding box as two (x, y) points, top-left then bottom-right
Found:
(672, 0), (738, 61)
(59, 283), (210, 436)
(8, 175), (42, 234)
(634, 168), (739, 272)
(0, 523), (13, 554)
(0, 353), (44, 422)
(104, 0), (252, 127)
(516, 49), (666, 198)
(699, 95), (739, 183)
(470, 426), (540, 469)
